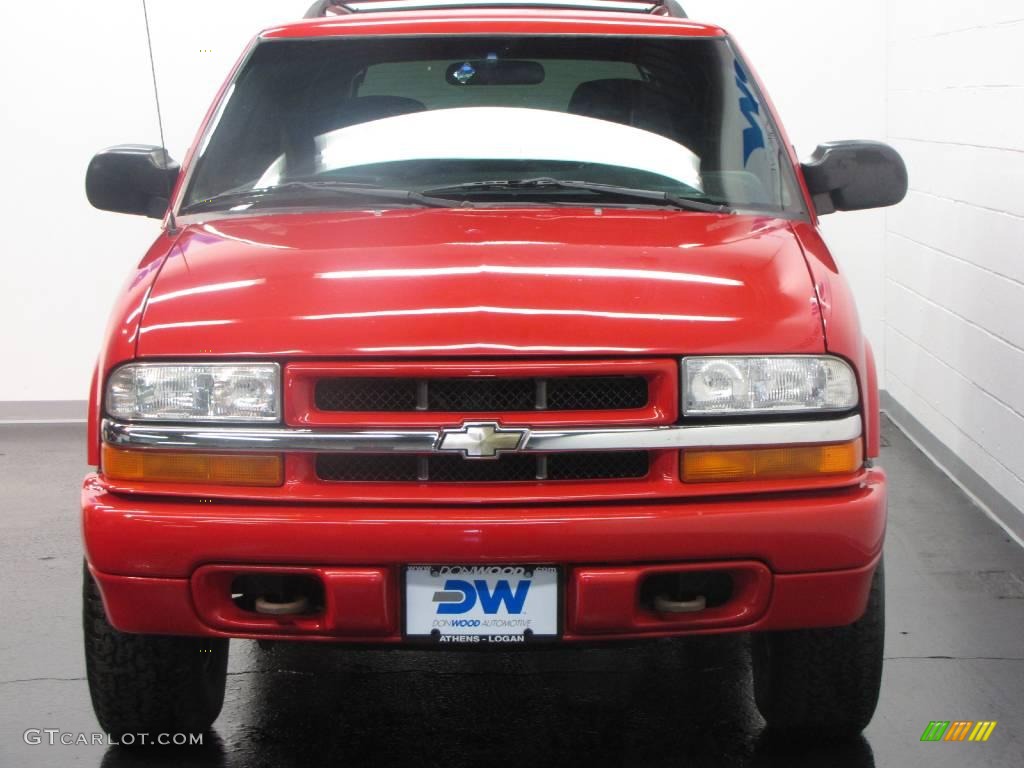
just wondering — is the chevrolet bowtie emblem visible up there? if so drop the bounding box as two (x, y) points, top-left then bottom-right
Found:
(437, 422), (529, 459)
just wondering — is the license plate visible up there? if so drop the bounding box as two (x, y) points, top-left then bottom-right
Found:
(405, 565), (559, 643)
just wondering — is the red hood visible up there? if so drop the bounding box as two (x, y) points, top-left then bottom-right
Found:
(137, 209), (823, 357)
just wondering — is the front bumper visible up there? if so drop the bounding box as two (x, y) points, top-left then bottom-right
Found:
(82, 469), (886, 642)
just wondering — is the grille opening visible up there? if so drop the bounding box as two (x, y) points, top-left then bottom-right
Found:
(428, 453), (539, 482)
(316, 451), (650, 483)
(314, 454), (421, 483)
(546, 451), (650, 480)
(639, 571), (734, 613)
(546, 376), (648, 411)
(314, 375), (648, 413)
(315, 378), (419, 411)
(430, 378), (535, 411)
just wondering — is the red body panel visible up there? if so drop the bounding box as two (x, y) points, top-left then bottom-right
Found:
(86, 237), (178, 466)
(569, 561), (773, 634)
(84, 470), (885, 576)
(83, 9), (886, 642)
(85, 470), (885, 640)
(791, 223), (881, 458)
(190, 565), (397, 637)
(90, 559), (878, 642)
(135, 211), (823, 358)
(261, 10), (726, 41)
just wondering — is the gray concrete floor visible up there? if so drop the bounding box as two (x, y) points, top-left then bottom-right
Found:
(0, 416), (1021, 767)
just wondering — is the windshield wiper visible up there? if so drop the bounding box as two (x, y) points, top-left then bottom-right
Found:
(181, 180), (462, 214)
(423, 177), (733, 214)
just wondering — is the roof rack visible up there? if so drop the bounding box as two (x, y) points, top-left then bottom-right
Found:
(304, 0), (686, 19)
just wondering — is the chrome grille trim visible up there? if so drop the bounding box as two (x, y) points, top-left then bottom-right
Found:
(102, 415), (862, 454)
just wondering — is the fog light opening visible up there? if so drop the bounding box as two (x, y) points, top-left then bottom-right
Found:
(641, 571), (733, 617)
(230, 574), (324, 617)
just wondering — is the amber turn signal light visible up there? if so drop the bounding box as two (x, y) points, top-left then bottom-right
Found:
(682, 439), (863, 483)
(102, 445), (283, 487)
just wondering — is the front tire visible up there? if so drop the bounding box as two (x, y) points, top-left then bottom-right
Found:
(83, 564), (229, 738)
(752, 560), (885, 736)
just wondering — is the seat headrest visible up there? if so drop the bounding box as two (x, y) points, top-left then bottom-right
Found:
(568, 79), (676, 138)
(333, 95), (427, 130)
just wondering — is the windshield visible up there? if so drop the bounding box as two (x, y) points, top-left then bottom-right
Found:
(182, 35), (805, 216)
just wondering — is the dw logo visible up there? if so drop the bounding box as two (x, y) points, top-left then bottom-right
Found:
(433, 579), (531, 615)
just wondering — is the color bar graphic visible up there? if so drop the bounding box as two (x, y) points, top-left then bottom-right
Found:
(968, 722), (997, 742)
(921, 720), (997, 743)
(943, 721), (972, 742)
(921, 721), (949, 742)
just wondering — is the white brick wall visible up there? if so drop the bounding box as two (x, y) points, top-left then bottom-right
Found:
(687, 0), (889, 387)
(0, 1), (294, 401)
(885, 5), (1024, 515)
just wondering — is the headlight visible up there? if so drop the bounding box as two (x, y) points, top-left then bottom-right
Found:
(106, 363), (280, 422)
(682, 356), (858, 416)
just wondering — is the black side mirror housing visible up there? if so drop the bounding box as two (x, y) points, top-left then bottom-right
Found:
(86, 145), (180, 219)
(801, 141), (908, 215)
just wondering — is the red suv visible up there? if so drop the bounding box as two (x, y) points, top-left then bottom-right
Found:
(82, 0), (906, 739)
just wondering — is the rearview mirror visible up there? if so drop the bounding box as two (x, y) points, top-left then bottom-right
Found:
(86, 145), (180, 218)
(801, 141), (908, 215)
(446, 59), (545, 86)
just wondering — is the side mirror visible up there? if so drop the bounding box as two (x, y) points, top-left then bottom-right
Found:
(801, 141), (908, 215)
(86, 145), (180, 219)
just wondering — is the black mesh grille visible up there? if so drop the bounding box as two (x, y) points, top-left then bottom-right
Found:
(546, 377), (648, 410)
(314, 376), (648, 412)
(315, 454), (420, 482)
(428, 454), (539, 482)
(316, 452), (649, 483)
(428, 379), (535, 411)
(546, 451), (650, 481)
(315, 378), (417, 412)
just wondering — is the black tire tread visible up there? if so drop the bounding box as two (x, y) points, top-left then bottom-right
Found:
(83, 564), (229, 737)
(753, 560), (885, 735)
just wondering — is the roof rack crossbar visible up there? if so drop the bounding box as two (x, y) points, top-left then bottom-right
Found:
(305, 0), (685, 19)
(657, 0), (686, 18)
(304, 1), (351, 17)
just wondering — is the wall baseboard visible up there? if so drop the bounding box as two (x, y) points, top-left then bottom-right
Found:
(881, 390), (1024, 547)
(0, 400), (87, 423)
